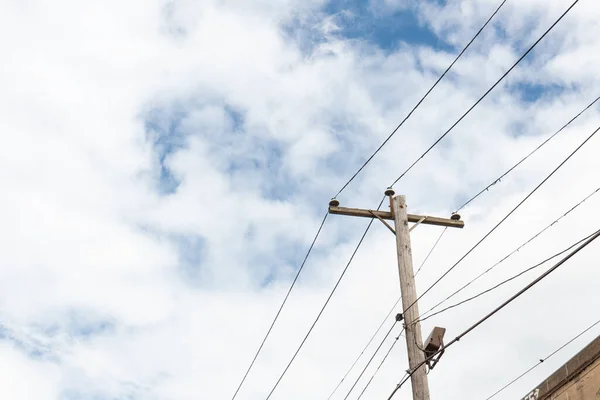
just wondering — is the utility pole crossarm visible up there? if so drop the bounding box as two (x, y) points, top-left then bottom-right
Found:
(328, 205), (464, 229)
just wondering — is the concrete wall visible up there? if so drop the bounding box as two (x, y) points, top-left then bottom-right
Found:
(521, 335), (600, 400)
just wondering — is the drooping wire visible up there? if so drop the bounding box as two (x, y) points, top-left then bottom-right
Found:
(485, 318), (600, 399)
(388, 0), (581, 188)
(454, 94), (600, 213)
(326, 297), (401, 400)
(402, 121), (600, 318)
(387, 373), (411, 400)
(387, 226), (600, 399)
(230, 212), (329, 400)
(340, 322), (401, 400)
(415, 227), (447, 277)
(356, 328), (405, 400)
(264, 198), (387, 399)
(333, 0), (508, 198)
(326, 223), (449, 399)
(418, 186), (600, 320)
(415, 228), (599, 325)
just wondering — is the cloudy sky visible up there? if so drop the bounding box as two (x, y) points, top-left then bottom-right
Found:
(2, 0), (600, 399)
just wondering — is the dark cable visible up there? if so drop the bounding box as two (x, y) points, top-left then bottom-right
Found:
(486, 318), (600, 399)
(455, 94), (600, 213)
(415, 227), (447, 277)
(420, 186), (600, 320)
(403, 122), (600, 317)
(231, 213), (329, 400)
(340, 322), (400, 400)
(387, 227), (600, 399)
(333, 0), (508, 198)
(389, 0), (581, 188)
(387, 373), (411, 400)
(326, 297), (401, 400)
(416, 228), (598, 324)
(264, 198), (384, 399)
(356, 328), (405, 400)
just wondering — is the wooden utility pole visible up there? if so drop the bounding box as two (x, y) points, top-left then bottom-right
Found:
(393, 194), (430, 400)
(328, 188), (464, 400)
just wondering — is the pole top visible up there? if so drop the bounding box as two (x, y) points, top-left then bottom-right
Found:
(384, 187), (395, 196)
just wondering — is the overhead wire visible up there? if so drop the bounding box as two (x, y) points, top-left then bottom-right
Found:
(402, 121), (600, 317)
(326, 297), (401, 400)
(387, 226), (600, 399)
(388, 0), (581, 188)
(454, 94), (600, 213)
(263, 200), (383, 399)
(415, 228), (600, 324)
(485, 317), (600, 399)
(340, 322), (401, 400)
(418, 186), (600, 321)
(333, 0), (509, 198)
(387, 373), (411, 400)
(415, 227), (447, 277)
(326, 220), (449, 399)
(230, 213), (329, 399)
(356, 328), (405, 400)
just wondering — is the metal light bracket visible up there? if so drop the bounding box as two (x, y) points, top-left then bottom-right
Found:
(423, 326), (446, 370)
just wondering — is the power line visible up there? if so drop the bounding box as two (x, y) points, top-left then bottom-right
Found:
(418, 186), (600, 320)
(263, 206), (381, 399)
(326, 222), (448, 399)
(485, 318), (600, 399)
(387, 226), (600, 399)
(402, 121), (600, 317)
(230, 213), (329, 400)
(455, 94), (600, 213)
(389, 0), (580, 188)
(416, 228), (599, 324)
(326, 298), (401, 400)
(333, 0), (508, 198)
(340, 322), (400, 400)
(387, 373), (411, 400)
(356, 328), (405, 400)
(415, 227), (447, 277)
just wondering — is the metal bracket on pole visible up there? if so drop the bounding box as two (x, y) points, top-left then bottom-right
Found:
(370, 210), (396, 235)
(409, 216), (427, 232)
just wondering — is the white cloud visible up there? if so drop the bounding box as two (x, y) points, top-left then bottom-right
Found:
(1, 0), (600, 399)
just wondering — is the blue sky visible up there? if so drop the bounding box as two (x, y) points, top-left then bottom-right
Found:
(322, 0), (454, 52)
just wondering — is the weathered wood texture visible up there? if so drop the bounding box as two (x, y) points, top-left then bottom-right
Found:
(328, 206), (464, 228)
(393, 195), (430, 400)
